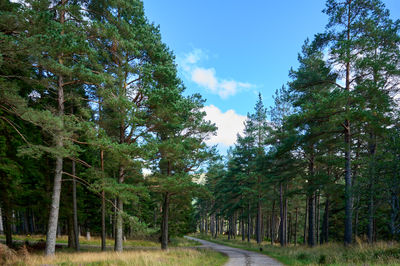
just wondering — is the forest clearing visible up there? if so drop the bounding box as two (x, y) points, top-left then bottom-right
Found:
(1, 0), (400, 265)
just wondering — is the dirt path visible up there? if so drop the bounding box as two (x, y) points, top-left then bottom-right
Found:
(185, 236), (282, 266)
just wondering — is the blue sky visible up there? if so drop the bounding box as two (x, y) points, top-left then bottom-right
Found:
(143, 0), (400, 153)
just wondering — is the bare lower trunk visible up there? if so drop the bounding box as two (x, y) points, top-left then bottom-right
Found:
(45, 155), (63, 255)
(211, 212), (215, 237)
(344, 128), (352, 245)
(257, 199), (261, 243)
(279, 182), (285, 246)
(215, 215), (219, 238)
(368, 193), (374, 244)
(161, 193), (170, 250)
(247, 202), (251, 242)
(321, 197), (329, 244)
(113, 198), (116, 239)
(0, 208), (3, 234)
(294, 207), (298, 246)
(304, 197), (308, 245)
(315, 192), (320, 245)
(114, 166), (124, 251)
(101, 190), (106, 251)
(67, 216), (75, 248)
(233, 213), (237, 238)
(308, 192), (315, 247)
(368, 135), (376, 244)
(284, 193), (288, 245)
(228, 217), (231, 240)
(72, 160), (79, 251)
(308, 148), (315, 247)
(271, 200), (275, 245)
(389, 192), (399, 240)
(241, 209), (245, 241)
(3, 199), (12, 247)
(288, 213), (291, 244)
(101, 150), (106, 251)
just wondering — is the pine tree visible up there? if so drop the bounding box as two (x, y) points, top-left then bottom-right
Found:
(323, 0), (400, 245)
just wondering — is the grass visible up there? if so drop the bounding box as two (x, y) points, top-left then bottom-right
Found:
(2, 245), (228, 266)
(194, 233), (400, 265)
(0, 234), (198, 248)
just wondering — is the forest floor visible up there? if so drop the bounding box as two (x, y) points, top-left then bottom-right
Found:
(0, 235), (228, 265)
(194, 233), (400, 265)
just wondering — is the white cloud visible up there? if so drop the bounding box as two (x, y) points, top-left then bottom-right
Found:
(203, 105), (246, 146)
(178, 49), (255, 99)
(179, 49), (207, 72)
(192, 68), (218, 91)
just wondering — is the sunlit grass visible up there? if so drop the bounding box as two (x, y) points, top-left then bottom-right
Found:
(3, 246), (228, 266)
(194, 233), (400, 265)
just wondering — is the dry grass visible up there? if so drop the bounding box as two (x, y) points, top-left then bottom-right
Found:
(0, 244), (17, 264)
(4, 247), (227, 266)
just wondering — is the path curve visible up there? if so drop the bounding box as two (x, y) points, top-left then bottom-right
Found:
(185, 236), (282, 266)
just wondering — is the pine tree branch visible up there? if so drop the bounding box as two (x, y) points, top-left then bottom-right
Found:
(62, 171), (120, 211)
(67, 156), (92, 168)
(0, 116), (29, 144)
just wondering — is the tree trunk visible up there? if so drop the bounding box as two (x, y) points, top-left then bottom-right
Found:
(271, 200), (275, 245)
(308, 148), (315, 247)
(261, 214), (265, 241)
(0, 208), (3, 234)
(45, 130), (64, 255)
(257, 193), (262, 244)
(45, 0), (66, 256)
(100, 150), (106, 251)
(161, 193), (170, 250)
(67, 216), (75, 249)
(279, 182), (285, 246)
(3, 199), (12, 247)
(72, 160), (79, 251)
(321, 197), (329, 244)
(241, 209), (245, 241)
(294, 207), (298, 246)
(343, 3), (353, 245)
(389, 192), (399, 240)
(284, 191), (288, 245)
(211, 212), (215, 237)
(308, 192), (315, 247)
(215, 215), (219, 238)
(233, 213), (237, 238)
(367, 134), (376, 244)
(304, 197), (308, 245)
(316, 191), (320, 245)
(228, 217), (231, 240)
(247, 202), (250, 242)
(112, 198), (116, 239)
(288, 213), (291, 244)
(114, 166), (124, 251)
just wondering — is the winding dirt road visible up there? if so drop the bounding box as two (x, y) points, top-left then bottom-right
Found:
(185, 236), (282, 266)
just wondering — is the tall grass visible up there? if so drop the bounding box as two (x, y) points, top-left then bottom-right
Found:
(2, 245), (228, 266)
(195, 234), (400, 265)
